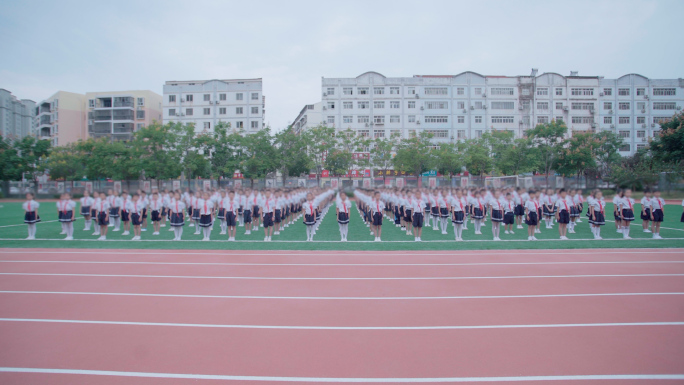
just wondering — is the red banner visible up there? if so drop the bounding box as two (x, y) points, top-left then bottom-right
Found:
(233, 172), (244, 179)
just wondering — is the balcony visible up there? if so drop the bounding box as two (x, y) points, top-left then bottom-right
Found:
(39, 115), (51, 125)
(113, 122), (134, 134)
(114, 97), (134, 108)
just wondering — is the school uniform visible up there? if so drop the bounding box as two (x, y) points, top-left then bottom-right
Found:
(197, 199), (214, 227)
(449, 196), (465, 224)
(589, 197), (606, 226)
(525, 200), (540, 226)
(514, 193), (527, 216)
(651, 198), (665, 222)
(371, 200), (384, 226)
(429, 195), (439, 218)
(23, 200), (41, 224)
(541, 195), (554, 218)
(274, 197), (285, 224)
(96, 200), (111, 226)
(169, 199), (186, 227)
(471, 197), (485, 220)
(411, 198), (426, 228)
(403, 197), (413, 222)
(303, 201), (316, 225)
(120, 198), (131, 222)
(216, 197), (227, 221)
(555, 197), (571, 224)
(191, 197), (201, 221)
(250, 194), (261, 218)
(575, 194), (584, 214)
(489, 197), (504, 222)
(161, 194), (170, 219)
(503, 200), (515, 225)
(126, 201), (146, 226)
(612, 195), (622, 221)
(337, 199), (351, 224)
(140, 195), (150, 219)
(108, 195), (120, 218)
(57, 200), (76, 222)
(640, 197), (652, 221)
(149, 198), (163, 222)
(261, 196), (275, 228)
(619, 197), (636, 221)
(184, 193), (194, 218)
(80, 196), (94, 217)
(222, 198), (238, 227)
(91, 197), (100, 218)
(437, 196), (449, 218)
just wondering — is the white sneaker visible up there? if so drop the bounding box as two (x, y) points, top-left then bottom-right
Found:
(189, 223), (194, 227)
(65, 236), (73, 240)
(644, 229), (652, 233)
(264, 237), (269, 241)
(92, 232), (100, 236)
(122, 231), (130, 236)
(654, 234), (662, 239)
(100, 236), (106, 241)
(624, 236), (632, 239)
(576, 219), (582, 223)
(509, 231), (514, 234)
(517, 225), (523, 229)
(97, 236), (104, 241)
(441, 231), (447, 235)
(153, 232), (159, 235)
(108, 224), (114, 227)
(245, 230), (251, 235)
(160, 224), (166, 228)
(113, 228), (120, 232)
(141, 228), (147, 232)
(535, 229), (541, 234)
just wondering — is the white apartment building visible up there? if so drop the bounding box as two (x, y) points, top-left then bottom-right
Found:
(319, 71), (684, 155)
(162, 79), (264, 134)
(0, 88), (35, 140)
(291, 102), (323, 134)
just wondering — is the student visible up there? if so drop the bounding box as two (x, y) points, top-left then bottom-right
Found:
(57, 193), (76, 240)
(169, 192), (186, 241)
(96, 192), (110, 240)
(192, 191), (202, 235)
(613, 188), (623, 233)
(514, 187), (526, 229)
(567, 189), (578, 234)
(641, 189), (653, 233)
(503, 192), (516, 235)
(303, 193), (317, 242)
(470, 190), (485, 235)
(438, 190), (449, 235)
(160, 189), (170, 229)
(80, 191), (94, 231)
(23, 192), (40, 240)
(650, 190), (665, 239)
(149, 191), (163, 235)
(404, 193), (414, 236)
(184, 189), (195, 228)
(127, 193), (145, 240)
(139, 190), (150, 232)
(107, 189), (121, 232)
(429, 192), (440, 231)
(588, 189), (606, 240)
(619, 188), (635, 239)
(371, 191), (384, 242)
(574, 190), (584, 223)
(488, 190), (504, 241)
(91, 191), (101, 236)
(223, 190), (238, 241)
(525, 190), (539, 241)
(120, 191), (131, 236)
(261, 190), (275, 241)
(336, 192), (351, 242)
(411, 191), (426, 242)
(449, 189), (465, 241)
(251, 190), (262, 231)
(274, 190), (284, 235)
(541, 188), (554, 229)
(198, 191), (214, 241)
(216, 190), (228, 235)
(555, 189), (570, 240)
(242, 189), (252, 235)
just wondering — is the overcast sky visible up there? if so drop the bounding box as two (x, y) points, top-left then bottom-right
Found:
(1, 0), (682, 131)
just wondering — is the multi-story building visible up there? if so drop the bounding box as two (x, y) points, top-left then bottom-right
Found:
(291, 102), (323, 134)
(0, 88), (36, 140)
(35, 91), (86, 147)
(318, 70), (684, 155)
(86, 90), (162, 141)
(162, 78), (265, 134)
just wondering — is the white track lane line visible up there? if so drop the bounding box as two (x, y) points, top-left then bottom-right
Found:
(0, 220), (60, 228)
(1, 237), (684, 243)
(1, 290), (682, 300)
(0, 368), (682, 382)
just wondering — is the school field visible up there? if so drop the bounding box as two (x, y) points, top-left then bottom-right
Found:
(0, 201), (682, 250)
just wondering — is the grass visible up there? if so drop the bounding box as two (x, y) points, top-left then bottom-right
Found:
(0, 201), (682, 251)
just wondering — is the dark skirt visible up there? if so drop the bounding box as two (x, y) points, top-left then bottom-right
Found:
(91, 208), (97, 217)
(526, 211), (538, 226)
(58, 210), (74, 222)
(591, 212), (606, 226)
(622, 209), (635, 222)
(558, 210), (570, 224)
(338, 212), (349, 224)
(641, 208), (651, 221)
(404, 209), (412, 222)
(198, 214), (212, 227)
(452, 211), (464, 224)
(170, 212), (185, 227)
(192, 209), (200, 221)
(24, 212), (40, 224)
(81, 206), (91, 216)
(304, 214), (315, 225)
(142, 208), (148, 219)
(440, 207), (449, 218)
(121, 210), (130, 222)
(98, 211), (109, 226)
(503, 212), (515, 225)
(472, 208), (484, 220)
(263, 212), (274, 228)
(652, 209), (664, 222)
(217, 208), (226, 220)
(252, 206), (260, 218)
(151, 210), (161, 222)
(543, 205), (554, 217)
(570, 206), (580, 218)
(109, 207), (120, 218)
(491, 209), (503, 222)
(131, 213), (142, 226)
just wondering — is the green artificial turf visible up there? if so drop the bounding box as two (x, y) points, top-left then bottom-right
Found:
(0, 201), (682, 250)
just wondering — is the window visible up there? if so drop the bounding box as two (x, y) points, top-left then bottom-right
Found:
(637, 116), (645, 124)
(358, 116), (369, 123)
(537, 88), (548, 96)
(186, 94), (194, 102)
(168, 108), (176, 116)
(556, 102), (564, 110)
(343, 116), (353, 124)
(137, 97), (144, 106)
(358, 101), (369, 109)
(619, 102), (630, 110)
(424, 116), (448, 123)
(619, 130), (630, 138)
(492, 101), (514, 110)
(653, 102), (676, 110)
(619, 116), (630, 124)
(491, 88), (514, 95)
(136, 110), (145, 119)
(425, 87), (448, 95)
(328, 102), (335, 110)
(572, 116), (593, 124)
(654, 116), (670, 124)
(555, 116), (563, 122)
(474, 101), (483, 109)
(251, 121), (259, 129)
(636, 88), (645, 96)
(425, 130), (448, 138)
(457, 87), (465, 95)
(204, 94), (210, 101)
(475, 130), (483, 138)
(88, 99), (95, 108)
(390, 129), (402, 137)
(457, 130), (466, 139)
(474, 88), (482, 95)
(637, 130), (646, 138)
(408, 101), (415, 109)
(637, 102), (645, 110)
(522, 100), (530, 109)
(358, 130), (370, 137)
(373, 115), (385, 124)
(219, 93), (226, 101)
(457, 116), (464, 123)
(169, 95), (176, 102)
(653, 88), (676, 96)
(619, 144), (630, 152)
(637, 144), (646, 150)
(326, 88), (335, 95)
(358, 87), (369, 95)
(236, 93), (243, 100)
(327, 116), (335, 124)
(571, 102), (594, 110)
(343, 102), (353, 109)
(537, 116), (549, 124)
(251, 93), (259, 100)
(374, 87), (384, 95)
(571, 88), (594, 96)
(186, 108), (193, 116)
(618, 88), (630, 96)
(603, 88), (612, 96)
(390, 101), (400, 109)
(457, 101), (465, 109)
(219, 108), (226, 115)
(426, 101), (448, 109)
(251, 107), (259, 114)
(492, 116), (515, 124)
(604, 102), (613, 110)
(390, 87), (400, 95)
(203, 122), (211, 130)
(236, 107), (243, 114)
(137, 124), (144, 130)
(390, 115), (400, 123)
(374, 101), (385, 109)
(604, 117), (613, 124)
(522, 88), (530, 96)
(555, 88), (563, 96)
(408, 115), (416, 123)
(204, 108), (211, 115)
(475, 116), (482, 123)
(537, 102), (549, 110)
(343, 87), (353, 95)
(407, 87), (415, 95)
(374, 130), (385, 138)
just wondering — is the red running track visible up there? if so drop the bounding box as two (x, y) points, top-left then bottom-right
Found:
(0, 248), (683, 384)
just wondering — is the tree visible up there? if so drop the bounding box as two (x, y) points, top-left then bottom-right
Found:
(430, 142), (464, 178)
(306, 124), (337, 184)
(43, 143), (86, 180)
(526, 120), (568, 186)
(393, 132), (433, 185)
(0, 135), (23, 180)
(241, 127), (278, 184)
(273, 127), (313, 179)
(12, 136), (51, 179)
(324, 149), (352, 177)
(463, 138), (492, 177)
(129, 122), (184, 179)
(649, 112), (684, 169)
(371, 134), (398, 184)
(606, 149), (661, 190)
(554, 131), (622, 188)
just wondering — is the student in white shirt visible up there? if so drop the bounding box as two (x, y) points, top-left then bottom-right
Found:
(23, 193), (40, 240)
(126, 193), (146, 240)
(650, 190), (665, 239)
(437, 190), (450, 235)
(524, 190), (540, 241)
(503, 192), (516, 235)
(96, 191), (110, 240)
(488, 190), (504, 241)
(198, 191), (214, 241)
(261, 190), (276, 241)
(411, 191), (427, 242)
(640, 189), (653, 233)
(80, 190), (95, 231)
(303, 193), (317, 242)
(370, 191), (385, 242)
(120, 191), (131, 236)
(449, 189), (465, 241)
(149, 191), (163, 235)
(619, 188), (636, 239)
(588, 189), (606, 240)
(336, 193), (351, 242)
(613, 189), (624, 233)
(168, 192), (186, 240)
(554, 189), (571, 240)
(223, 190), (239, 241)
(57, 193), (76, 240)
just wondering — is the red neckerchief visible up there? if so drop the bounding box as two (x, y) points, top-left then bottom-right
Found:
(176, 202), (179, 212)
(28, 201), (31, 211)
(533, 200), (539, 211)
(101, 201), (105, 211)
(598, 201), (604, 214)
(134, 202), (138, 213)
(478, 198), (483, 211)
(563, 200), (568, 211)
(61, 201), (67, 213)
(204, 201), (208, 214)
(628, 199), (633, 210)
(343, 202), (348, 214)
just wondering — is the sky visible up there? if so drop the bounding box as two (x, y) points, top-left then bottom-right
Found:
(1, 0), (682, 131)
